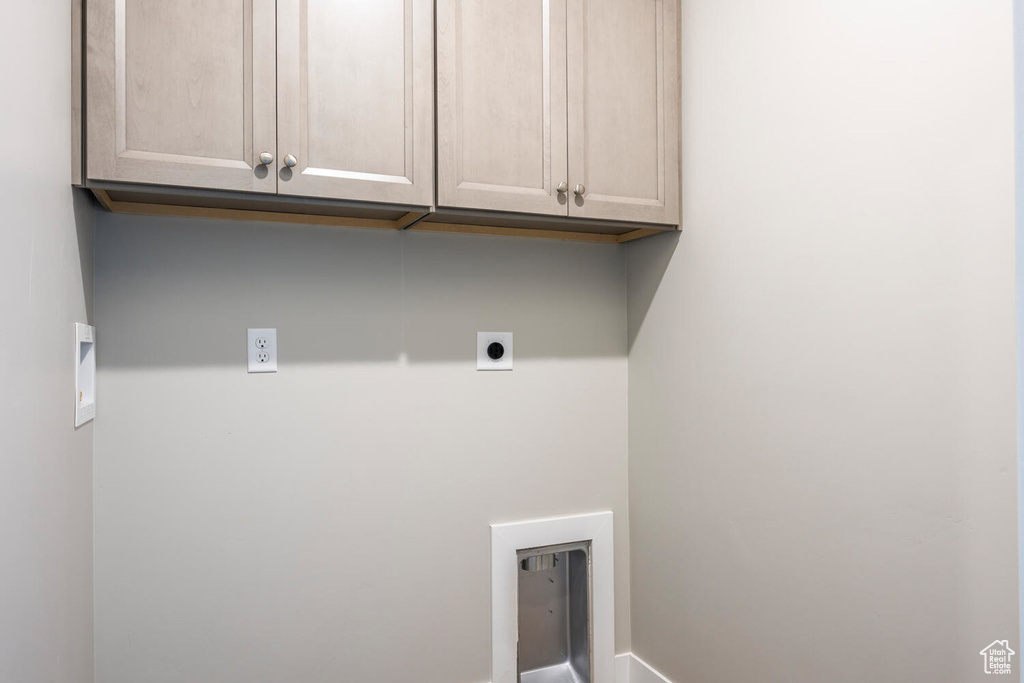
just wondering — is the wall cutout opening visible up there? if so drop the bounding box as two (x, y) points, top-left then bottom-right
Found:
(517, 542), (592, 683)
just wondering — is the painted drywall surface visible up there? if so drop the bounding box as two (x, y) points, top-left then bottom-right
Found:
(93, 216), (630, 683)
(628, 1), (1017, 682)
(1015, 0), (1024, 660)
(0, 2), (95, 683)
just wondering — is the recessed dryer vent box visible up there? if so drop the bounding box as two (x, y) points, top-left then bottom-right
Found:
(517, 541), (592, 683)
(490, 511), (613, 683)
(74, 323), (96, 427)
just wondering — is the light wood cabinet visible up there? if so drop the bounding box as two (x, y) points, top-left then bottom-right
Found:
(567, 0), (678, 224)
(436, 0), (568, 216)
(437, 0), (679, 226)
(87, 0), (434, 206)
(276, 0), (434, 205)
(81, 0), (678, 242)
(87, 0), (278, 193)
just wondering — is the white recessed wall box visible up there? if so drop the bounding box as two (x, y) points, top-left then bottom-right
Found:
(74, 323), (96, 427)
(490, 511), (614, 683)
(478, 331), (513, 371)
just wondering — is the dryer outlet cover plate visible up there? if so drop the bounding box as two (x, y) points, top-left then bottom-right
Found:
(478, 332), (513, 371)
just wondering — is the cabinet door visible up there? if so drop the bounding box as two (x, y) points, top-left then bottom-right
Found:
(86, 0), (277, 192)
(567, 0), (679, 224)
(437, 0), (568, 216)
(276, 0), (434, 206)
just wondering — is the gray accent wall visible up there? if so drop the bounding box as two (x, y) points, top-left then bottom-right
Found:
(0, 2), (95, 682)
(92, 216), (631, 683)
(627, 1), (1019, 682)
(1015, 0), (1024, 664)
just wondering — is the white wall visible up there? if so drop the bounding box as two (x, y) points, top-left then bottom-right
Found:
(0, 3), (95, 683)
(628, 1), (1018, 682)
(92, 216), (630, 683)
(1015, 0), (1024, 660)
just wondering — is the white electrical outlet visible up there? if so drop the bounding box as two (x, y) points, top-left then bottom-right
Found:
(247, 328), (277, 373)
(478, 332), (513, 371)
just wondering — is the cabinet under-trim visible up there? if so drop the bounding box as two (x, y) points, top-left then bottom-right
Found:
(90, 183), (676, 245)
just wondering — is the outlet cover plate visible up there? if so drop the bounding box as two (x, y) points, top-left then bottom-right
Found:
(248, 328), (277, 373)
(478, 332), (513, 371)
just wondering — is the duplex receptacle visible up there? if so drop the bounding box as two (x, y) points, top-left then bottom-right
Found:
(247, 328), (277, 373)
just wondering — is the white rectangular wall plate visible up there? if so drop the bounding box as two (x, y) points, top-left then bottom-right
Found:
(478, 331), (513, 371)
(490, 511), (614, 683)
(74, 323), (96, 427)
(247, 328), (277, 373)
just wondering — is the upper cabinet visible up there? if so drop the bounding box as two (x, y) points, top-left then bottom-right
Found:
(436, 0), (568, 216)
(86, 0), (278, 193)
(275, 0), (434, 205)
(566, 0), (679, 224)
(87, 0), (434, 206)
(437, 0), (679, 226)
(80, 0), (679, 241)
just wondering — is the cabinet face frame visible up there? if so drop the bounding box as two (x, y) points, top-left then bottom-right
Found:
(86, 0), (278, 193)
(275, 0), (434, 206)
(436, 0), (569, 216)
(72, 0), (84, 186)
(566, 0), (679, 225)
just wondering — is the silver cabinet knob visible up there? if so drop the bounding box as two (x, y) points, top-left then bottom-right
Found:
(556, 181), (568, 193)
(284, 154), (298, 168)
(258, 151), (274, 165)
(574, 184), (586, 196)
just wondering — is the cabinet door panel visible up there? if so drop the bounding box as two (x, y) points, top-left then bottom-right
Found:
(437, 0), (568, 216)
(567, 0), (679, 224)
(87, 0), (277, 192)
(276, 0), (433, 206)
